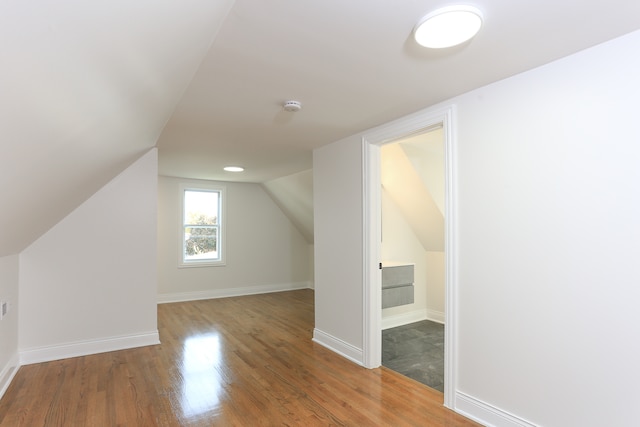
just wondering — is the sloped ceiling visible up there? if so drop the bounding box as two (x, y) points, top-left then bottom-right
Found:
(0, 0), (235, 256)
(157, 0), (640, 183)
(399, 128), (445, 215)
(262, 170), (314, 244)
(381, 143), (444, 252)
(4, 0), (640, 257)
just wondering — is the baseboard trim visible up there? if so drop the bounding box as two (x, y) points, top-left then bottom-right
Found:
(381, 308), (428, 330)
(157, 281), (312, 304)
(0, 352), (19, 401)
(426, 309), (445, 324)
(312, 328), (363, 366)
(19, 331), (160, 365)
(455, 391), (538, 427)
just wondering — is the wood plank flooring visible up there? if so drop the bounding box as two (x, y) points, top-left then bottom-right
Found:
(0, 290), (480, 426)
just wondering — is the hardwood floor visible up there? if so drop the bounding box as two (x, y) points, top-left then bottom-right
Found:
(0, 290), (480, 426)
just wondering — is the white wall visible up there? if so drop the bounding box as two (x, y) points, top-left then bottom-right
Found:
(19, 149), (159, 363)
(157, 176), (312, 301)
(380, 189), (428, 327)
(313, 139), (364, 360)
(451, 30), (640, 427)
(425, 251), (444, 319)
(0, 255), (19, 397)
(313, 30), (640, 427)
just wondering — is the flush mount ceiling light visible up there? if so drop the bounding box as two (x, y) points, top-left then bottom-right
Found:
(414, 5), (483, 49)
(223, 166), (244, 172)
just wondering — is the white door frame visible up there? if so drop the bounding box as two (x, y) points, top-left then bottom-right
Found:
(361, 105), (457, 408)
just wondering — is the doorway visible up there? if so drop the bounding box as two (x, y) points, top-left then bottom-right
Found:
(379, 127), (445, 391)
(361, 105), (456, 407)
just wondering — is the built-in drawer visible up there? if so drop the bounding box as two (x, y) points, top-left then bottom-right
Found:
(381, 263), (414, 308)
(382, 264), (414, 289)
(382, 284), (414, 308)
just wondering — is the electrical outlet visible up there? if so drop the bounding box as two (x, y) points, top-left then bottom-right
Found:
(0, 301), (7, 319)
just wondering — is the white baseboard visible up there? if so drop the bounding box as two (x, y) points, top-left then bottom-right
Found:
(19, 331), (160, 365)
(381, 308), (428, 330)
(0, 352), (19, 400)
(381, 308), (446, 330)
(312, 328), (363, 366)
(426, 309), (445, 324)
(455, 391), (538, 427)
(157, 281), (312, 304)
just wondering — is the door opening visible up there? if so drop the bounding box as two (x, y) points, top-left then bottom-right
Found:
(379, 127), (445, 392)
(361, 105), (456, 407)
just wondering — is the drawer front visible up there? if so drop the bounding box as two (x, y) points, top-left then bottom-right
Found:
(382, 264), (414, 289)
(382, 284), (414, 308)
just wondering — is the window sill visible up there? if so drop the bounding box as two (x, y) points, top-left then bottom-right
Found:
(179, 260), (226, 268)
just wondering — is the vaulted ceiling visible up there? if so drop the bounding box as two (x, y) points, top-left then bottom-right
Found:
(3, 0), (640, 256)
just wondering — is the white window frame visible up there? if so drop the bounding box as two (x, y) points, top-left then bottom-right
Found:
(179, 183), (226, 268)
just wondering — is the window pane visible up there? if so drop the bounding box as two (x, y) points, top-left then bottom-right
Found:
(184, 191), (218, 225)
(184, 227), (218, 260)
(181, 186), (224, 266)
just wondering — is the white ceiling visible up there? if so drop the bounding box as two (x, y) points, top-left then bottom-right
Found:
(157, 0), (640, 182)
(2, 0), (640, 256)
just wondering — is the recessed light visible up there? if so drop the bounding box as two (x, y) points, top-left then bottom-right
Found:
(224, 166), (244, 172)
(414, 5), (483, 49)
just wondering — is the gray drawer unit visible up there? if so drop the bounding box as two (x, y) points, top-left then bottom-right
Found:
(382, 284), (414, 308)
(382, 264), (414, 289)
(381, 264), (414, 308)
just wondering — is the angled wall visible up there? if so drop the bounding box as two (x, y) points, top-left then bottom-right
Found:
(262, 169), (314, 244)
(19, 149), (159, 364)
(381, 143), (444, 252)
(399, 128), (445, 215)
(0, 0), (235, 257)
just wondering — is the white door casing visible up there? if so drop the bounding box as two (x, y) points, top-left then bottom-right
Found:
(361, 105), (457, 408)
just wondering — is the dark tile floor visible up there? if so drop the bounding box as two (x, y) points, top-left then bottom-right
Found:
(381, 320), (444, 392)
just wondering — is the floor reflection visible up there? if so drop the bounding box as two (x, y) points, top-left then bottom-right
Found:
(180, 333), (224, 418)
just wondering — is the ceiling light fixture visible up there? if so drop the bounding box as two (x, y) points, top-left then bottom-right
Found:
(223, 166), (244, 172)
(283, 100), (302, 112)
(414, 5), (483, 49)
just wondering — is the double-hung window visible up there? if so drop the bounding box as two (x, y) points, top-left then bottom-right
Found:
(180, 184), (226, 267)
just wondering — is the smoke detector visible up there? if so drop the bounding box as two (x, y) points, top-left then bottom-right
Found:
(283, 100), (302, 112)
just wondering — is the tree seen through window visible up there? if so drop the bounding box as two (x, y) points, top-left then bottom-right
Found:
(183, 189), (221, 262)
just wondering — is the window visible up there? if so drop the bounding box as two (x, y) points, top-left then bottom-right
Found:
(180, 184), (225, 267)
